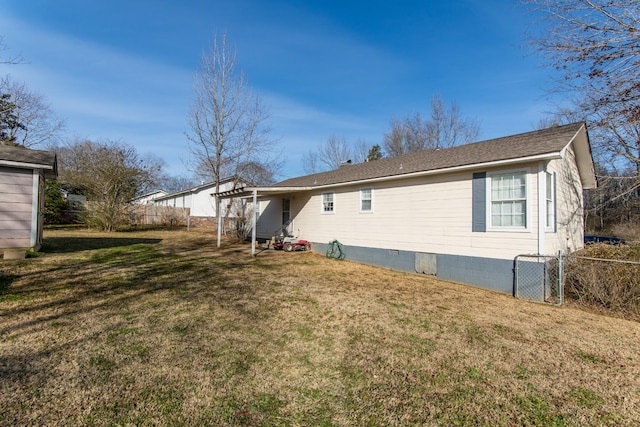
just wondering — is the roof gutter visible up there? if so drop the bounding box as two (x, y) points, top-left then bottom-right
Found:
(245, 186), (315, 193)
(257, 152), (563, 193)
(0, 160), (55, 170)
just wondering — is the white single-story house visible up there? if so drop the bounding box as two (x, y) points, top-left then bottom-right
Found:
(0, 145), (58, 258)
(153, 176), (250, 220)
(243, 123), (596, 294)
(130, 190), (168, 205)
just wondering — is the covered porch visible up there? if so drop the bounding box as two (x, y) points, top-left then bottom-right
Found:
(212, 186), (311, 256)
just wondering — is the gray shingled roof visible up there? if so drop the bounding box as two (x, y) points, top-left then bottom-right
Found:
(274, 122), (586, 188)
(0, 144), (58, 177)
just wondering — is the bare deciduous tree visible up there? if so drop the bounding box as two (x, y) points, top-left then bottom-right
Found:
(526, 1), (640, 169)
(56, 139), (162, 231)
(157, 174), (198, 194)
(302, 150), (320, 175)
(317, 134), (351, 170)
(0, 36), (23, 65)
(186, 33), (277, 244)
(383, 116), (406, 157)
(0, 76), (64, 147)
(351, 138), (370, 164)
(526, 0), (639, 113)
(384, 95), (480, 156)
(427, 95), (480, 149)
(526, 0), (640, 226)
(303, 137), (383, 172)
(187, 33), (276, 245)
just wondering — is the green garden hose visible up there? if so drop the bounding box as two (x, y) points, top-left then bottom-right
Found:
(326, 239), (346, 260)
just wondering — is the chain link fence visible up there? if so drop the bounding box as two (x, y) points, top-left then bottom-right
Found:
(515, 251), (640, 311)
(514, 254), (563, 304)
(563, 254), (640, 315)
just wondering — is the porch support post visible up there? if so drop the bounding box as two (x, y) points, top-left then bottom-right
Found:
(216, 195), (222, 248)
(251, 189), (257, 257)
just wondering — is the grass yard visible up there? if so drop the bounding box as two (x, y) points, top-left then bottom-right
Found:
(1, 229), (639, 426)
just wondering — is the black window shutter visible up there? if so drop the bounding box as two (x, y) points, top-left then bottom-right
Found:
(472, 172), (486, 232)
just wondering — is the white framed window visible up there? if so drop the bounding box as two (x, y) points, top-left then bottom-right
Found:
(322, 192), (334, 213)
(360, 187), (373, 213)
(488, 171), (528, 229)
(545, 172), (555, 230)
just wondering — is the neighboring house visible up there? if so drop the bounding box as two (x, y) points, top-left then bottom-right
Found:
(0, 145), (58, 258)
(248, 123), (596, 294)
(153, 177), (250, 222)
(130, 190), (168, 205)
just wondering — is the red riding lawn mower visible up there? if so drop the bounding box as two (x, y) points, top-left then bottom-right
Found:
(272, 236), (311, 252)
(271, 223), (311, 252)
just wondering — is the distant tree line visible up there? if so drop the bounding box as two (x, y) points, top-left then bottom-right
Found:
(526, 0), (640, 231)
(302, 94), (481, 175)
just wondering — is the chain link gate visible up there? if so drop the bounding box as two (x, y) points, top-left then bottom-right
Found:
(514, 253), (564, 304)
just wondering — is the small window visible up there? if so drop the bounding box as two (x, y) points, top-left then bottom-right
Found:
(322, 192), (334, 213)
(545, 172), (555, 230)
(360, 188), (373, 212)
(490, 171), (527, 228)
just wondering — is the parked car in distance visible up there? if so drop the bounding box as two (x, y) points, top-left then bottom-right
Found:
(584, 234), (626, 245)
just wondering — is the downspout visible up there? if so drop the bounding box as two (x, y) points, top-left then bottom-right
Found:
(251, 189), (257, 257)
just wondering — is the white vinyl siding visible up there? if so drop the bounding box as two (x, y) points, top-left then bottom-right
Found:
(360, 187), (372, 213)
(254, 200), (261, 223)
(277, 169), (540, 261)
(152, 180), (243, 218)
(255, 131), (591, 261)
(489, 171), (527, 229)
(544, 146), (586, 254)
(322, 192), (334, 213)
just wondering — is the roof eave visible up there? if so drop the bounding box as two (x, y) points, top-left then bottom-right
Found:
(246, 186), (315, 194)
(562, 123), (597, 189)
(261, 153), (563, 193)
(0, 159), (55, 171)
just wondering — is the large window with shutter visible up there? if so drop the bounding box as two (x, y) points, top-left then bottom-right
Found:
(489, 171), (528, 229)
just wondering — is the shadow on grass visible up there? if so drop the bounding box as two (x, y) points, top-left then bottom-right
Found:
(0, 237), (263, 334)
(0, 233), (277, 419)
(0, 274), (16, 294)
(40, 237), (163, 254)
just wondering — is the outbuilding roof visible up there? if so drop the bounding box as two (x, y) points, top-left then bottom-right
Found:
(154, 176), (250, 201)
(0, 145), (58, 178)
(272, 122), (595, 190)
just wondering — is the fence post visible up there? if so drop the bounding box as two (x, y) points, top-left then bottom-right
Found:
(557, 250), (564, 305)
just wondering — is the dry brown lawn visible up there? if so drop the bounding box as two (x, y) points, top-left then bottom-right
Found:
(1, 228), (639, 426)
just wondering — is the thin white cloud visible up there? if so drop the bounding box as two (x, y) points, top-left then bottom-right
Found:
(0, 11), (193, 129)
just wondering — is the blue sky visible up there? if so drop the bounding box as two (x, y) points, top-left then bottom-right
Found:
(0, 0), (556, 180)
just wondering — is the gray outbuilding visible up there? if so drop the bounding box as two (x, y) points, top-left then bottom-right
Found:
(0, 145), (57, 259)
